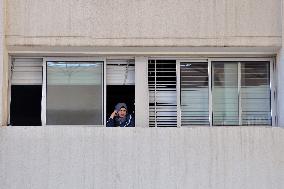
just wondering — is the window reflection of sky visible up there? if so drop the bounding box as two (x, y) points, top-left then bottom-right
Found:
(47, 61), (102, 85)
(47, 62), (101, 68)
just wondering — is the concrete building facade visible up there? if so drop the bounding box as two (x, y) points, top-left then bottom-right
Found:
(0, 0), (284, 188)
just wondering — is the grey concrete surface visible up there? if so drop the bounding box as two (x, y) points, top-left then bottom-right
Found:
(0, 0), (4, 125)
(278, 50), (284, 126)
(0, 127), (283, 189)
(6, 0), (282, 47)
(277, 0), (284, 126)
(135, 57), (149, 127)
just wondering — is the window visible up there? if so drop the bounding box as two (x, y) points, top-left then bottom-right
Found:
(46, 61), (104, 125)
(148, 59), (274, 127)
(212, 61), (271, 126)
(180, 61), (209, 126)
(212, 62), (239, 125)
(241, 62), (271, 125)
(10, 57), (136, 126)
(106, 59), (135, 119)
(148, 60), (177, 127)
(9, 58), (43, 126)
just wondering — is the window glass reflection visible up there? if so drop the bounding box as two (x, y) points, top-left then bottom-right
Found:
(212, 63), (239, 125)
(241, 62), (271, 125)
(46, 61), (103, 125)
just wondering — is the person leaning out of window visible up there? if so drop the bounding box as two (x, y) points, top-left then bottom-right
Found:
(106, 103), (135, 127)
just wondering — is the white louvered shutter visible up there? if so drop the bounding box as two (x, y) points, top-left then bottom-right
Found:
(106, 60), (135, 85)
(148, 59), (177, 127)
(11, 58), (43, 85)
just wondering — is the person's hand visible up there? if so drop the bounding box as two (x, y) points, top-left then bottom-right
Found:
(110, 111), (117, 119)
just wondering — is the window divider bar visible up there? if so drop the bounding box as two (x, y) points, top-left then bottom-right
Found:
(103, 58), (107, 125)
(270, 59), (276, 126)
(176, 61), (181, 128)
(7, 57), (13, 125)
(154, 60), (157, 127)
(42, 58), (47, 126)
(238, 62), (242, 126)
(208, 60), (213, 127)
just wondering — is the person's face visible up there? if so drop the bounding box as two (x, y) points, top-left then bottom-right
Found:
(118, 107), (127, 118)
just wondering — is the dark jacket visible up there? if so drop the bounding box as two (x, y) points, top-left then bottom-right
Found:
(106, 114), (135, 127)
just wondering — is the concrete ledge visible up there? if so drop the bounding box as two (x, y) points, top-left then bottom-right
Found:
(0, 127), (283, 189)
(7, 46), (280, 57)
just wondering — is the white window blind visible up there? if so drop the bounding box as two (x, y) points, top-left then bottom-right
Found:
(148, 60), (177, 127)
(106, 60), (135, 85)
(11, 58), (43, 85)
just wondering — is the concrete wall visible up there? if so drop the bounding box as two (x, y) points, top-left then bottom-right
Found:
(0, 0), (9, 126)
(277, 50), (284, 126)
(0, 127), (283, 189)
(135, 56), (148, 127)
(0, 0), (4, 125)
(6, 0), (282, 47)
(277, 0), (284, 126)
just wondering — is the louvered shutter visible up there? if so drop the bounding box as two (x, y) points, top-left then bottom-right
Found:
(106, 60), (135, 85)
(148, 59), (177, 127)
(11, 58), (43, 85)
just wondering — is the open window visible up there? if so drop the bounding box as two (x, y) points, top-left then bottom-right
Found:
(106, 59), (135, 119)
(9, 57), (137, 126)
(9, 58), (43, 126)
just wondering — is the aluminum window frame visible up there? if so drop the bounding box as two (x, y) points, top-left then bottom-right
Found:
(42, 57), (105, 126)
(176, 59), (209, 127)
(150, 57), (276, 127)
(105, 58), (136, 126)
(209, 58), (275, 126)
(8, 57), (44, 126)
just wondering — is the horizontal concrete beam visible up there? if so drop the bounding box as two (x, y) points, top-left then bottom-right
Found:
(7, 46), (280, 57)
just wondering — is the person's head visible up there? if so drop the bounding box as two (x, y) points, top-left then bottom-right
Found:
(115, 103), (128, 118)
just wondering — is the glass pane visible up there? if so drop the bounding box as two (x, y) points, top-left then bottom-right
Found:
(46, 61), (103, 125)
(241, 62), (271, 125)
(213, 62), (239, 125)
(180, 62), (209, 126)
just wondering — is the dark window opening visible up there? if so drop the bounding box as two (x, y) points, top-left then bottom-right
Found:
(10, 85), (42, 126)
(107, 85), (135, 119)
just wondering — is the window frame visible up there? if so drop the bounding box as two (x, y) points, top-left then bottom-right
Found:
(9, 56), (275, 127)
(42, 57), (106, 126)
(209, 58), (276, 127)
(176, 59), (209, 127)
(150, 57), (276, 127)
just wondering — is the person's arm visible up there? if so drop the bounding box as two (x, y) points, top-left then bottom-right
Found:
(106, 111), (117, 127)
